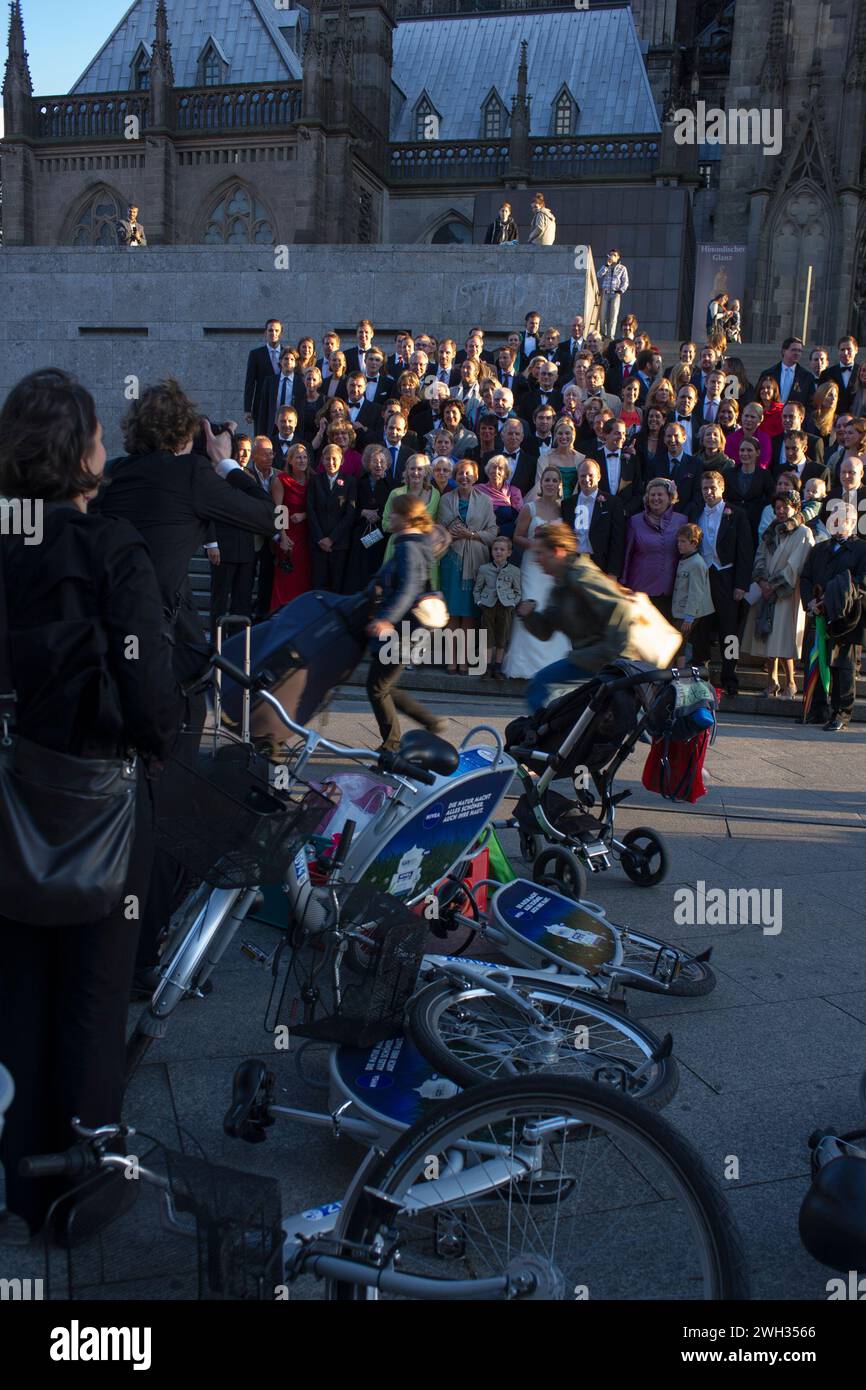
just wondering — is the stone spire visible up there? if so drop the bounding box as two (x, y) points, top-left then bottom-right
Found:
(302, 0), (326, 123)
(3, 0), (33, 136)
(149, 0), (174, 126)
(846, 0), (866, 90)
(508, 39), (530, 181)
(329, 0), (354, 127)
(759, 0), (786, 98)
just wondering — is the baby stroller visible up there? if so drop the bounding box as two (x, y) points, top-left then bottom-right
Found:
(501, 661), (712, 898)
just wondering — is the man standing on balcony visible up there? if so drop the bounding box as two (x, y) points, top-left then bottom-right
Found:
(599, 249), (629, 340)
(116, 203), (147, 247)
(485, 201), (519, 245)
(526, 193), (557, 246)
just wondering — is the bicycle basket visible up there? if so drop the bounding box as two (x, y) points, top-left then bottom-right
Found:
(43, 1142), (282, 1301)
(274, 883), (428, 1048)
(155, 733), (333, 888)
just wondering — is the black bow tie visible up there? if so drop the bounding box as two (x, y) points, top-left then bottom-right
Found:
(505, 453), (518, 461)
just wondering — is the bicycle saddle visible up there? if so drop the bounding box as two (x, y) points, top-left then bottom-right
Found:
(799, 1154), (866, 1271)
(398, 728), (459, 776)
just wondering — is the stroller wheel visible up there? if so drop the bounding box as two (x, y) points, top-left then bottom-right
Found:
(532, 846), (588, 903)
(619, 828), (668, 887)
(519, 831), (539, 862)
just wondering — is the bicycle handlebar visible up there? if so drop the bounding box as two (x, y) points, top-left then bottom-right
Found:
(19, 1147), (93, 1179)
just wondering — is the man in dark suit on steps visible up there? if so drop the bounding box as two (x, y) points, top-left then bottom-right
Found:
(651, 421), (701, 510)
(561, 457), (626, 579)
(244, 318), (284, 438)
(497, 417), (538, 497)
(307, 452), (357, 592)
(687, 470), (754, 696)
(760, 336), (815, 408)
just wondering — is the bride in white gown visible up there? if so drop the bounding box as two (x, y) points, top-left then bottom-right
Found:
(503, 465), (571, 679)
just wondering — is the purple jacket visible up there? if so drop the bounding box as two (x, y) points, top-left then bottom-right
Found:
(622, 508), (688, 597)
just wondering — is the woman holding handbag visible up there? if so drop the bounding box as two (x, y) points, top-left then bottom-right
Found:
(0, 368), (180, 1242)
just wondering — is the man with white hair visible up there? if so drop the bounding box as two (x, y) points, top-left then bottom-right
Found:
(800, 500), (866, 731)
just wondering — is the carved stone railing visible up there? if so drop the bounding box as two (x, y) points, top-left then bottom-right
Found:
(30, 83), (303, 141)
(33, 93), (150, 140)
(389, 141), (510, 182)
(395, 0), (563, 14)
(174, 83), (303, 132)
(530, 136), (661, 179)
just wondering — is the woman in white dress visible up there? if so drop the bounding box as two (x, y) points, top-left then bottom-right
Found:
(503, 464), (572, 678)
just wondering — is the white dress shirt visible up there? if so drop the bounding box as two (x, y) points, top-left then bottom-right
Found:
(573, 489), (597, 553)
(699, 500), (728, 570)
(604, 450), (622, 495)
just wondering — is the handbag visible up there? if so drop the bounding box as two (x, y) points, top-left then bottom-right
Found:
(411, 592), (449, 629)
(0, 538), (139, 925)
(619, 588), (683, 667)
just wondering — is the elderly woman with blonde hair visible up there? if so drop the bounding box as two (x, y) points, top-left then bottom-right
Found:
(438, 458), (498, 673)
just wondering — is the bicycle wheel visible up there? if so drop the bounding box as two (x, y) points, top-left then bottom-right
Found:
(407, 976), (678, 1109)
(329, 1075), (749, 1301)
(617, 930), (716, 997)
(618, 827), (668, 887)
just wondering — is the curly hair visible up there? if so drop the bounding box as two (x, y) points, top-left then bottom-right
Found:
(0, 368), (101, 500)
(122, 378), (200, 456)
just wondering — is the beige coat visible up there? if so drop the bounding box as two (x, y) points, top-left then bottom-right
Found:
(741, 522), (814, 659)
(438, 487), (498, 582)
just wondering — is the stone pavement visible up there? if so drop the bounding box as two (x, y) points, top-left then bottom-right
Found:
(2, 695), (865, 1301)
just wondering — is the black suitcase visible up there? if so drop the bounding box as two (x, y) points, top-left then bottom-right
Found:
(219, 590), (371, 738)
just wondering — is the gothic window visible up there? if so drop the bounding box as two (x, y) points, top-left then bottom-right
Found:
(71, 190), (123, 246)
(203, 54), (221, 86)
(197, 39), (229, 88)
(415, 95), (439, 141)
(482, 94), (504, 140)
(134, 54), (150, 92)
(202, 185), (275, 245)
(431, 220), (472, 245)
(554, 91), (573, 136)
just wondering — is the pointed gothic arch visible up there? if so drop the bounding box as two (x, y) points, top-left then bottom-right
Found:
(194, 179), (276, 245)
(480, 87), (507, 140)
(60, 182), (128, 246)
(419, 208), (473, 245)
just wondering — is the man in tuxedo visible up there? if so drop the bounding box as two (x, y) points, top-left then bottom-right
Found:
(556, 315), (586, 376)
(664, 341), (697, 381)
(345, 372), (379, 447)
(434, 339), (460, 387)
(307, 450), (357, 592)
(652, 421), (701, 509)
(687, 470), (754, 696)
(523, 404), (558, 462)
(116, 203), (146, 247)
(761, 336), (815, 408)
(522, 361), (563, 419)
(539, 327), (561, 364)
(517, 311), (542, 371)
(595, 417), (643, 515)
(820, 335), (860, 412)
(456, 329), (494, 367)
(809, 346), (830, 385)
(344, 319), (375, 376)
(362, 348), (395, 405)
(206, 432), (259, 635)
(673, 383), (700, 454)
(771, 401), (826, 473)
(498, 417), (537, 496)
(772, 430), (830, 491)
(382, 412), (413, 483)
(409, 349), (433, 390)
(604, 339), (638, 398)
(484, 201), (519, 245)
(496, 344), (528, 403)
(694, 369), (726, 430)
(561, 457), (626, 578)
(244, 318), (284, 437)
(800, 501), (866, 730)
(271, 405), (300, 466)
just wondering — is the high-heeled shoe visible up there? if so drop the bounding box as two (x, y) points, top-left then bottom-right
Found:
(782, 682), (797, 699)
(759, 682), (780, 697)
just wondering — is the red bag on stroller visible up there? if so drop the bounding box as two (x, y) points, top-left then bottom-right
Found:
(641, 730), (711, 803)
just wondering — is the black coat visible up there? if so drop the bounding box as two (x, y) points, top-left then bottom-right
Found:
(244, 343), (282, 437)
(485, 216), (518, 244)
(591, 447), (644, 515)
(724, 466), (775, 540)
(770, 433), (826, 473)
(92, 452), (276, 681)
(521, 387), (563, 421)
(561, 491), (626, 578)
(307, 473), (357, 551)
(345, 398), (380, 448)
(647, 450), (702, 510)
(800, 537), (866, 644)
(346, 473), (394, 590)
(819, 363), (860, 414)
(761, 361), (816, 409)
(3, 504), (179, 760)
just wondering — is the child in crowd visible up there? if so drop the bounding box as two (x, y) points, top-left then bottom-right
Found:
(671, 523), (714, 662)
(473, 536), (522, 679)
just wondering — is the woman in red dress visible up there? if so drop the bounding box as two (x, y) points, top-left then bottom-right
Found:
(269, 442), (312, 610)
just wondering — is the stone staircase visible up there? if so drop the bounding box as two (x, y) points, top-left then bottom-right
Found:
(655, 342), (785, 385)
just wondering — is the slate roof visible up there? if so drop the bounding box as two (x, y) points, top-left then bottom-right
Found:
(70, 0), (302, 94)
(390, 7), (659, 140)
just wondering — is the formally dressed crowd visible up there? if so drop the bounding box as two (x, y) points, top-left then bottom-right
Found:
(230, 314), (866, 729)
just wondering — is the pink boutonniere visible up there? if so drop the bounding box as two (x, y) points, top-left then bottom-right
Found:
(723, 507), (732, 515)
(337, 479), (344, 487)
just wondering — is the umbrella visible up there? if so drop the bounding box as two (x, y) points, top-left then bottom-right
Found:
(802, 615), (831, 722)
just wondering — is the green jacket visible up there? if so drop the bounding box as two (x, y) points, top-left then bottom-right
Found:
(523, 553), (641, 670)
